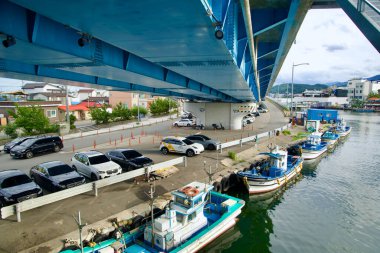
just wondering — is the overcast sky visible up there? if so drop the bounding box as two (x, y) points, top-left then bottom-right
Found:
(274, 8), (380, 85)
(0, 8), (379, 91)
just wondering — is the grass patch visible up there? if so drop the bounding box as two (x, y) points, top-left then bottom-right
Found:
(282, 129), (291, 136)
(228, 151), (238, 161)
(292, 132), (309, 141)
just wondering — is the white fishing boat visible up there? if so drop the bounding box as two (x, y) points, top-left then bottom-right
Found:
(301, 132), (328, 160)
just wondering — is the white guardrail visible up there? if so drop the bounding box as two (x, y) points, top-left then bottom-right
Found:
(219, 123), (292, 152)
(0, 156), (186, 222)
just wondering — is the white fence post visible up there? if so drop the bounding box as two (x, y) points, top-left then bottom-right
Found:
(16, 204), (21, 222)
(93, 182), (98, 197)
(183, 157), (187, 167)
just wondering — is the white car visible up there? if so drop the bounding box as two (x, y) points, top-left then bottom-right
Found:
(258, 108), (268, 113)
(173, 119), (194, 127)
(243, 115), (255, 124)
(71, 151), (122, 180)
(160, 136), (204, 157)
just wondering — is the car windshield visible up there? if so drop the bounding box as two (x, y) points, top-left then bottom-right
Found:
(183, 139), (194, 145)
(47, 165), (74, 176)
(1, 175), (32, 188)
(199, 135), (210, 140)
(19, 138), (35, 147)
(122, 150), (142, 159)
(10, 137), (23, 144)
(89, 155), (110, 165)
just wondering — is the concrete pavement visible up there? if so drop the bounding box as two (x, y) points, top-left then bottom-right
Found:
(0, 101), (288, 253)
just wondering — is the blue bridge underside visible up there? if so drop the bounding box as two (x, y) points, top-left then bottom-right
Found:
(0, 0), (378, 102)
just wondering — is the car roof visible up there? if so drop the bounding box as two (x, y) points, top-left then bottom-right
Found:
(163, 136), (186, 141)
(109, 149), (138, 153)
(38, 161), (67, 169)
(0, 169), (25, 181)
(77, 151), (105, 157)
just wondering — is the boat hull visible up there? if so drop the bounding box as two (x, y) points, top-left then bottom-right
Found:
(302, 146), (327, 160)
(338, 128), (351, 137)
(241, 162), (303, 195)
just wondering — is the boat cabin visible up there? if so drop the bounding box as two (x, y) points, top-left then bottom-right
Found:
(143, 182), (212, 251)
(306, 132), (322, 145)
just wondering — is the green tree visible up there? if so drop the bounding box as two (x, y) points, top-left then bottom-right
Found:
(89, 105), (111, 124)
(9, 105), (50, 135)
(69, 114), (77, 129)
(350, 98), (364, 108)
(4, 123), (18, 138)
(111, 102), (132, 121)
(367, 91), (380, 99)
(149, 98), (178, 116)
(131, 106), (148, 118)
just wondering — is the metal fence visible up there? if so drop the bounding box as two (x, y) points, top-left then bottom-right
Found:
(219, 123), (291, 152)
(0, 156), (186, 222)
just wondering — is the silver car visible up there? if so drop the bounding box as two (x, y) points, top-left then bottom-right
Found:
(186, 135), (221, 150)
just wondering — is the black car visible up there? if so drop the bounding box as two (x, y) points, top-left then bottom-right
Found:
(10, 136), (63, 159)
(106, 149), (153, 172)
(30, 161), (86, 192)
(3, 137), (35, 153)
(0, 170), (43, 207)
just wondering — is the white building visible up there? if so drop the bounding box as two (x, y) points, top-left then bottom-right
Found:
(22, 82), (64, 94)
(347, 78), (380, 101)
(72, 89), (110, 103)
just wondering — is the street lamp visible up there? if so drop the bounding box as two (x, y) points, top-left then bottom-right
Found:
(291, 62), (309, 116)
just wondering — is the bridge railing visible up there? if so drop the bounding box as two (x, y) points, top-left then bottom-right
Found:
(0, 157), (186, 222)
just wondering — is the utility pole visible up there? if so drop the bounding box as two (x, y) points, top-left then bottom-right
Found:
(291, 62), (310, 117)
(145, 183), (156, 247)
(137, 93), (140, 122)
(65, 85), (70, 123)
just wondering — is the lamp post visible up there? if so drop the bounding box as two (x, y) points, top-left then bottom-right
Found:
(291, 62), (309, 116)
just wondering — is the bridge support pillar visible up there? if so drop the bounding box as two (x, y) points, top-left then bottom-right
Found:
(184, 102), (257, 130)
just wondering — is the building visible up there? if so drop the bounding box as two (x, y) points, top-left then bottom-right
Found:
(28, 92), (72, 105)
(0, 101), (60, 125)
(22, 82), (64, 94)
(109, 91), (159, 108)
(347, 78), (380, 101)
(302, 89), (329, 97)
(364, 97), (380, 111)
(73, 89), (110, 103)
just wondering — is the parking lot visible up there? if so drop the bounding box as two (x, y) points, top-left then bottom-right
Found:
(0, 101), (288, 253)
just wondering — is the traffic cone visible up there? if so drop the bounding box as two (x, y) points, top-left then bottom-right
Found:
(93, 140), (96, 149)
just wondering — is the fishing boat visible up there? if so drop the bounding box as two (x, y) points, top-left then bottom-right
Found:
(301, 132), (328, 160)
(335, 119), (351, 137)
(60, 181), (245, 253)
(236, 145), (303, 194)
(321, 131), (340, 149)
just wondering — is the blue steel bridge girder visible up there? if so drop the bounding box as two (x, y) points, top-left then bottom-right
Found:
(0, 0), (238, 102)
(0, 58), (208, 101)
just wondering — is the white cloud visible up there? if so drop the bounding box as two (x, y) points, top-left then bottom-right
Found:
(275, 8), (380, 85)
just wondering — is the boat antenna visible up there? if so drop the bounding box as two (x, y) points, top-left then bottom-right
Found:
(73, 211), (87, 253)
(145, 183), (156, 248)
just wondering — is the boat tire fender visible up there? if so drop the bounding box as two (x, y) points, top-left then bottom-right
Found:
(213, 181), (222, 193)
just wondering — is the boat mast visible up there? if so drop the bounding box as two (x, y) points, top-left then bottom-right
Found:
(73, 211), (86, 253)
(145, 183), (156, 247)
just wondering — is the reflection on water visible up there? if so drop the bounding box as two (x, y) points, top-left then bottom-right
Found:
(214, 111), (380, 253)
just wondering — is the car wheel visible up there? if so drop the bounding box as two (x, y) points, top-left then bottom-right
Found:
(187, 124), (190, 127)
(54, 145), (61, 152)
(207, 144), (215, 150)
(174, 123), (178, 127)
(91, 173), (98, 181)
(26, 151), (34, 159)
(186, 149), (195, 157)
(161, 147), (169, 155)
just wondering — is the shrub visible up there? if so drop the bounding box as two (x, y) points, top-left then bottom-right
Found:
(90, 105), (111, 124)
(131, 106), (148, 118)
(69, 114), (77, 129)
(44, 124), (60, 133)
(111, 103), (132, 121)
(4, 123), (18, 138)
(282, 130), (291, 136)
(228, 151), (238, 161)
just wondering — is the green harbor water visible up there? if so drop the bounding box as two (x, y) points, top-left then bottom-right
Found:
(202, 111), (380, 253)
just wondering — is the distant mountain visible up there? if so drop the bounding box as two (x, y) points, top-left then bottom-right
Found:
(270, 83), (329, 94)
(325, 81), (347, 87)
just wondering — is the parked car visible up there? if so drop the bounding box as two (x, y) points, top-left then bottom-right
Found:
(10, 136), (63, 159)
(258, 108), (268, 113)
(243, 115), (255, 124)
(106, 149), (153, 172)
(173, 119), (194, 127)
(0, 170), (43, 207)
(186, 135), (221, 150)
(71, 151), (122, 180)
(30, 161), (85, 192)
(3, 137), (35, 153)
(251, 111), (260, 117)
(160, 136), (204, 157)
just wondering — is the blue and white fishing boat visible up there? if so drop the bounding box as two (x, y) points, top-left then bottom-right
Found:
(321, 131), (340, 149)
(61, 181), (245, 253)
(335, 119), (351, 137)
(237, 145), (303, 194)
(301, 132), (328, 160)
